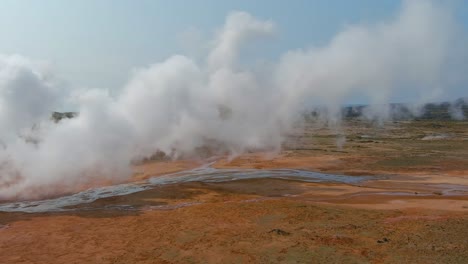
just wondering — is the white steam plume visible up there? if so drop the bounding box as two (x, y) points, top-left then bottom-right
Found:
(0, 1), (466, 200)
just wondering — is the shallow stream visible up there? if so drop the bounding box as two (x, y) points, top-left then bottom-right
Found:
(0, 166), (373, 213)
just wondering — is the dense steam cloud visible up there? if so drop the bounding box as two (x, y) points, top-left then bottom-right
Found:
(0, 0), (466, 199)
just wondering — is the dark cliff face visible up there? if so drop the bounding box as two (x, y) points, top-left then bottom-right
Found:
(51, 112), (78, 123)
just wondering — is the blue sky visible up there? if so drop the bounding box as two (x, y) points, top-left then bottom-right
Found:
(0, 0), (467, 97)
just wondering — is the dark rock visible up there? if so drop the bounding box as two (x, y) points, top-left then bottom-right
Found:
(377, 237), (390, 243)
(269, 229), (290, 236)
(51, 112), (78, 123)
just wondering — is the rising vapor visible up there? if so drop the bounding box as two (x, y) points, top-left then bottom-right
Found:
(0, 0), (466, 200)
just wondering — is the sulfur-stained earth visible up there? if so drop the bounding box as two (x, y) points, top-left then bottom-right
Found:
(0, 119), (467, 263)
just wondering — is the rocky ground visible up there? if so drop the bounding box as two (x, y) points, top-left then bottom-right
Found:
(0, 119), (467, 263)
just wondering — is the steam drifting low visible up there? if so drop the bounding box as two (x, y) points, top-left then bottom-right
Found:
(0, 0), (466, 200)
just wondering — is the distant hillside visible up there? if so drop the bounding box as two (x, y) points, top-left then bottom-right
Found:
(417, 99), (467, 120)
(345, 99), (467, 120)
(309, 98), (468, 121)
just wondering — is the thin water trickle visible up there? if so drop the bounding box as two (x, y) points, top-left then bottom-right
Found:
(0, 167), (373, 213)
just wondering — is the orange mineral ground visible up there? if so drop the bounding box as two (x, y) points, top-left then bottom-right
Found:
(1, 120), (468, 263)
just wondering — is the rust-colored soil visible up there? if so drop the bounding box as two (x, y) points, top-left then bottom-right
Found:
(1, 120), (467, 263)
(0, 180), (467, 263)
(132, 159), (203, 181)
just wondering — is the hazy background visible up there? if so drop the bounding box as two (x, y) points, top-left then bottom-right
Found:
(0, 0), (466, 103)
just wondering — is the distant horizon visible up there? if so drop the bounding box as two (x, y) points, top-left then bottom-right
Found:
(55, 97), (468, 113)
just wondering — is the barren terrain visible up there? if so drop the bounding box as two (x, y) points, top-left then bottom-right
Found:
(1, 119), (467, 263)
